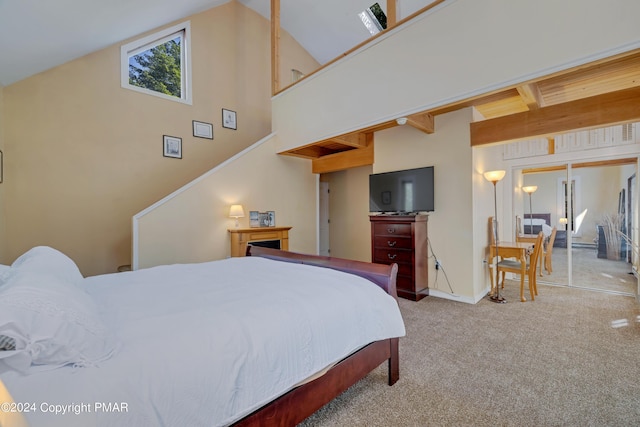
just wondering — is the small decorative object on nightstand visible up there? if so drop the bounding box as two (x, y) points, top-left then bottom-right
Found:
(229, 204), (245, 228)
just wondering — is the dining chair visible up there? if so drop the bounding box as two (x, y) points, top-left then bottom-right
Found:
(515, 215), (522, 241)
(498, 231), (544, 302)
(542, 226), (557, 275)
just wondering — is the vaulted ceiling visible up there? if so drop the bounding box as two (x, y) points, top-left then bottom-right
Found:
(1, 0), (639, 169)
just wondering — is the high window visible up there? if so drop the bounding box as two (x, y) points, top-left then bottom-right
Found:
(121, 22), (192, 104)
(358, 3), (387, 36)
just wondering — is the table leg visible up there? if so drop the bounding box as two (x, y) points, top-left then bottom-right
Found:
(520, 260), (526, 302)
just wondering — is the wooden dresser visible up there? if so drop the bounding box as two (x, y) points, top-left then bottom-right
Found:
(370, 215), (428, 301)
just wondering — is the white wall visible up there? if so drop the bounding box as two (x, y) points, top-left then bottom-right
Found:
(272, 0), (640, 153)
(133, 134), (318, 270)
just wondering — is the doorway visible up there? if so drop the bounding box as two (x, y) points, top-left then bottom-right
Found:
(516, 159), (638, 295)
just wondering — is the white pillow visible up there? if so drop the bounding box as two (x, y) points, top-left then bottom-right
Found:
(10, 246), (84, 287)
(0, 271), (117, 373)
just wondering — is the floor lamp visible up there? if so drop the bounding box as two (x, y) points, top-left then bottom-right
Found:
(484, 170), (506, 303)
(522, 186), (538, 234)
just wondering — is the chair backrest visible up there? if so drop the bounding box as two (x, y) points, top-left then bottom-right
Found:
(546, 227), (557, 251)
(530, 232), (545, 270)
(488, 216), (497, 245)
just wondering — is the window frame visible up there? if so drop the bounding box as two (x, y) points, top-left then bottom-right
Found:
(120, 21), (192, 105)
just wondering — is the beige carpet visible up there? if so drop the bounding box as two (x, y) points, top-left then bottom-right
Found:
(300, 284), (640, 426)
(542, 247), (636, 295)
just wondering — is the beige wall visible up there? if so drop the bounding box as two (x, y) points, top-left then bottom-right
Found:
(323, 109), (485, 303)
(321, 165), (372, 262)
(0, 2), (317, 276)
(134, 134), (318, 270)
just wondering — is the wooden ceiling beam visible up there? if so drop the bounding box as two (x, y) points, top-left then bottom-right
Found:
(327, 132), (368, 148)
(405, 112), (435, 134)
(271, 0), (280, 95)
(516, 83), (545, 110)
(386, 0), (397, 27)
(312, 136), (374, 174)
(470, 86), (640, 146)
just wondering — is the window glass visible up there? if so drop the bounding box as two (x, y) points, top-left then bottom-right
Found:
(121, 22), (191, 104)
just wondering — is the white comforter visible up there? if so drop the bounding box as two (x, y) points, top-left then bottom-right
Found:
(0, 256), (405, 427)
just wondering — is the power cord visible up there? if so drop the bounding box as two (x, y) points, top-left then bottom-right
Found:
(427, 237), (455, 294)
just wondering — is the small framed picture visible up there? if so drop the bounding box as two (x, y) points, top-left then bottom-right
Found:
(249, 211), (260, 227)
(163, 135), (182, 159)
(222, 108), (237, 130)
(258, 212), (270, 227)
(192, 120), (213, 139)
(267, 211), (275, 227)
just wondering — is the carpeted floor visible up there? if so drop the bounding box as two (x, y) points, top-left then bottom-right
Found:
(543, 247), (635, 295)
(300, 283), (640, 426)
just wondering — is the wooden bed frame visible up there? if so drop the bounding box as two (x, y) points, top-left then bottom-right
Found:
(233, 245), (401, 426)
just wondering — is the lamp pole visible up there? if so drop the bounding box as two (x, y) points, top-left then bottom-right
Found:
(484, 170), (506, 304)
(522, 186), (538, 235)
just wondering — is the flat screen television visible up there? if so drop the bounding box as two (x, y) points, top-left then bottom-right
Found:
(369, 166), (434, 213)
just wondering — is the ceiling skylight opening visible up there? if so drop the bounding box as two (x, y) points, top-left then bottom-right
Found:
(359, 3), (387, 36)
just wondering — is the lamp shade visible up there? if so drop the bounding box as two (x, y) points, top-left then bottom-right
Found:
(483, 170), (506, 183)
(229, 204), (245, 218)
(522, 185), (538, 194)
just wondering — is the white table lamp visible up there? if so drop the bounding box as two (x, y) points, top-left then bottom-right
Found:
(229, 204), (245, 228)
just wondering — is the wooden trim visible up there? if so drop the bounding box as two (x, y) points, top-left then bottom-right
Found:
(271, 0), (280, 95)
(387, 0), (397, 27)
(522, 165), (567, 174)
(312, 137), (374, 174)
(522, 158), (637, 174)
(574, 158), (638, 169)
(470, 86), (640, 146)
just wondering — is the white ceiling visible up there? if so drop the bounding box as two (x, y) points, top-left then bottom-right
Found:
(0, 0), (431, 87)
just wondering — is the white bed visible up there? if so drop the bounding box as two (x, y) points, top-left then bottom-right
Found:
(0, 246), (405, 427)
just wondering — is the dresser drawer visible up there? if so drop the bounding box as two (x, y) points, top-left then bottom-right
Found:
(373, 223), (412, 237)
(396, 263), (414, 278)
(373, 248), (413, 265)
(373, 235), (412, 250)
(396, 276), (414, 292)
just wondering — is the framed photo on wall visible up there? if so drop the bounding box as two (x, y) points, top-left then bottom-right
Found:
(192, 120), (213, 139)
(163, 135), (182, 159)
(222, 108), (237, 130)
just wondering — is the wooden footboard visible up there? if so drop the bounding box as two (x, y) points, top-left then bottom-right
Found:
(235, 246), (401, 426)
(246, 245), (399, 299)
(234, 337), (399, 427)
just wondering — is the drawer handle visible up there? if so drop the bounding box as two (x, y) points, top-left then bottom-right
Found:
(387, 228), (396, 233)
(387, 253), (397, 260)
(387, 241), (397, 247)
